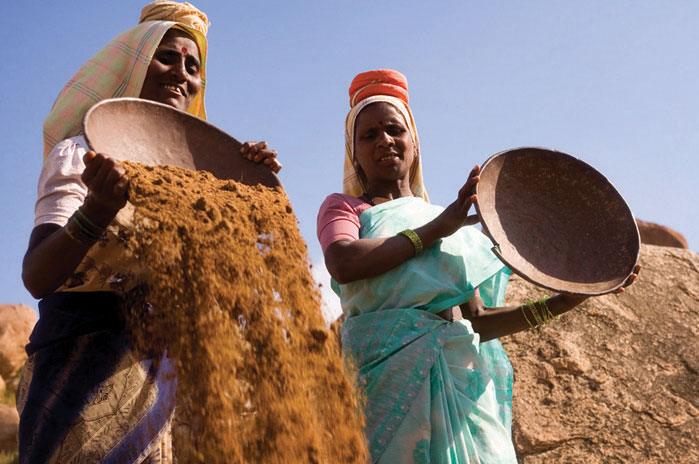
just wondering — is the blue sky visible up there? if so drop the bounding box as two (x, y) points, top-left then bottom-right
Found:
(2, 1), (697, 314)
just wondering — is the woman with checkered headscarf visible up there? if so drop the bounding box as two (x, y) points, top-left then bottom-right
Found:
(19, 3), (278, 462)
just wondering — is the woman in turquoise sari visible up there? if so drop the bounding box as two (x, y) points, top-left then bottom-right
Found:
(317, 69), (639, 463)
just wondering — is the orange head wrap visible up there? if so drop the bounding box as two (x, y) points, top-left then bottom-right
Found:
(348, 69), (409, 107)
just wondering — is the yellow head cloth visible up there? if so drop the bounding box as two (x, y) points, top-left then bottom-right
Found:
(139, 1), (210, 36)
(42, 1), (209, 160)
(343, 95), (428, 201)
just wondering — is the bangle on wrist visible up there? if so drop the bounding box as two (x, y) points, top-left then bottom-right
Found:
(64, 208), (106, 246)
(71, 213), (100, 239)
(397, 229), (423, 255)
(64, 217), (99, 246)
(521, 295), (556, 330)
(77, 206), (106, 232)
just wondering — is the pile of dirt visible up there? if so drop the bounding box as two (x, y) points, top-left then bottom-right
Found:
(122, 162), (367, 463)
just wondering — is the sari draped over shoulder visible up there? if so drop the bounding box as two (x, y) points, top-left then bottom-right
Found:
(335, 197), (518, 463)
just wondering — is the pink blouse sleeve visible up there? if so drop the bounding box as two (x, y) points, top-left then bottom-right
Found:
(317, 193), (367, 252)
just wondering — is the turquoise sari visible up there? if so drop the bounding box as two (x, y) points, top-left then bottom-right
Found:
(334, 197), (517, 463)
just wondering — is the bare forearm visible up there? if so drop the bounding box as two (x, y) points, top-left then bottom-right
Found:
(325, 208), (463, 284)
(325, 236), (415, 284)
(467, 294), (588, 342)
(22, 198), (119, 298)
(23, 225), (93, 298)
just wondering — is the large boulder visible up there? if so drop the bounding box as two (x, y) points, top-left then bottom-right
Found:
(636, 219), (688, 248)
(0, 404), (18, 453)
(0, 304), (37, 381)
(501, 245), (698, 463)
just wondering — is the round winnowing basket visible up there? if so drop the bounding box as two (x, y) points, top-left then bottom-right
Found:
(83, 98), (281, 187)
(475, 147), (640, 295)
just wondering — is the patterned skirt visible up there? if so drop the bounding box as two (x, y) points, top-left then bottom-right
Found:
(16, 292), (176, 464)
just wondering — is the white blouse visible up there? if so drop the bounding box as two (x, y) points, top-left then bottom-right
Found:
(35, 136), (89, 227)
(35, 137), (144, 293)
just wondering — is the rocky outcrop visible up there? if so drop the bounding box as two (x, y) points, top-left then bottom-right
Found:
(0, 404), (18, 453)
(502, 245), (698, 463)
(636, 219), (688, 248)
(0, 304), (36, 381)
(0, 304), (35, 454)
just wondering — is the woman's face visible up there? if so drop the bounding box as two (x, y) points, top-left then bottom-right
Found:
(139, 29), (202, 111)
(353, 102), (415, 186)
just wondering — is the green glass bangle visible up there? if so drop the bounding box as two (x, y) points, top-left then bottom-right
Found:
(64, 220), (97, 246)
(522, 295), (557, 330)
(520, 303), (537, 329)
(397, 229), (423, 255)
(526, 300), (544, 326)
(538, 295), (557, 323)
(70, 214), (101, 239)
(77, 206), (106, 233)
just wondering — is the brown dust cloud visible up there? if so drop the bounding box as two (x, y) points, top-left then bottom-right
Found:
(122, 162), (367, 463)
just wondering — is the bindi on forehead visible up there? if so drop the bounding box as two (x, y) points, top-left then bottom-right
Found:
(182, 46), (188, 54)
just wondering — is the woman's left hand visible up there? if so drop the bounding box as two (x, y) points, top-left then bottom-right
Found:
(240, 141), (282, 173)
(613, 264), (641, 294)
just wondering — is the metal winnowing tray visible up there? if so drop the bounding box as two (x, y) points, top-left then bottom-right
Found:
(475, 146), (640, 296)
(83, 97), (281, 188)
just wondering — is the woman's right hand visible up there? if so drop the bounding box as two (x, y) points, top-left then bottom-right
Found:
(434, 165), (481, 237)
(81, 151), (129, 213)
(22, 151), (130, 298)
